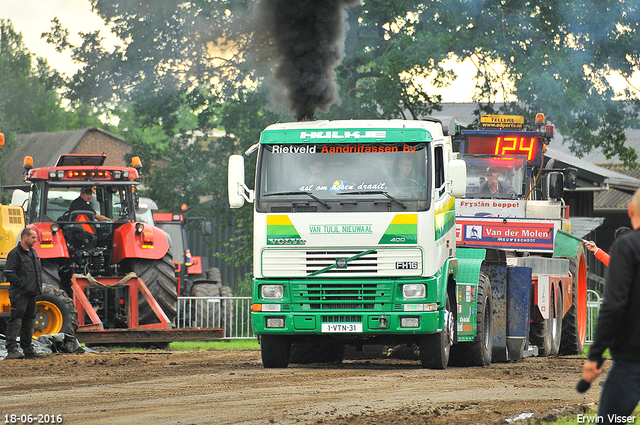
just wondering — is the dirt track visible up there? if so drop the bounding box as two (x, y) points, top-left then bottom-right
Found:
(0, 350), (603, 424)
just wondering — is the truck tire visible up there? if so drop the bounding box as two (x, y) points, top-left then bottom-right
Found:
(34, 285), (79, 337)
(191, 284), (234, 337)
(530, 288), (563, 356)
(289, 342), (346, 364)
(560, 247), (587, 355)
(419, 294), (453, 369)
(261, 335), (291, 368)
(549, 290), (563, 356)
(449, 272), (493, 366)
(132, 254), (178, 325)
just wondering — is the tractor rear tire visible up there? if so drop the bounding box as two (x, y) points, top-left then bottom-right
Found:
(132, 254), (178, 325)
(41, 259), (68, 294)
(206, 267), (222, 285)
(35, 285), (79, 337)
(449, 272), (493, 366)
(191, 284), (234, 337)
(289, 342), (346, 364)
(261, 335), (291, 368)
(419, 294), (453, 369)
(560, 247), (587, 355)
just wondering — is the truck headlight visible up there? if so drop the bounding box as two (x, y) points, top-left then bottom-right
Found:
(261, 284), (284, 299)
(402, 284), (426, 299)
(265, 317), (285, 328)
(400, 317), (420, 328)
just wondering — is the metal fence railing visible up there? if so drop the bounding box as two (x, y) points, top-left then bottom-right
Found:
(586, 289), (602, 345)
(174, 292), (602, 343)
(176, 296), (254, 339)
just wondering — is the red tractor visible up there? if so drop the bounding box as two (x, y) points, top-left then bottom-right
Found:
(16, 154), (178, 330)
(153, 211), (234, 336)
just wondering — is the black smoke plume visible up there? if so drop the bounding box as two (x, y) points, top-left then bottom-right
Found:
(252, 0), (361, 120)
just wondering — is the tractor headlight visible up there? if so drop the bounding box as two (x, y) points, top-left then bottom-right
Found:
(135, 222), (145, 234)
(261, 285), (284, 300)
(402, 284), (426, 299)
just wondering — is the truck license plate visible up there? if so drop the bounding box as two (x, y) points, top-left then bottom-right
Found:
(321, 323), (363, 333)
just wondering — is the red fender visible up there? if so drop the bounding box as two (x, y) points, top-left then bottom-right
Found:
(112, 222), (170, 263)
(27, 223), (70, 259)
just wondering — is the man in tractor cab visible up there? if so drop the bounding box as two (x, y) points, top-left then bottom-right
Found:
(69, 186), (111, 222)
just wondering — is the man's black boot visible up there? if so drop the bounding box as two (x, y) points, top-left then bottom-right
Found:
(6, 350), (25, 359)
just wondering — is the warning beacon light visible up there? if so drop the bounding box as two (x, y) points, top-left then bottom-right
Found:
(131, 156), (142, 170)
(23, 156), (33, 171)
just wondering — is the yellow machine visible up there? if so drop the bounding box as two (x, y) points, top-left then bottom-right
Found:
(0, 132), (78, 338)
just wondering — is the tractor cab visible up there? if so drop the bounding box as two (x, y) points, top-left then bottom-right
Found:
(17, 154), (163, 278)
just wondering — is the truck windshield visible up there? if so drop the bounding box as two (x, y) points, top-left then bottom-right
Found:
(461, 155), (527, 199)
(256, 142), (430, 212)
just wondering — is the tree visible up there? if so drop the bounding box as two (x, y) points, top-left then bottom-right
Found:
(0, 20), (66, 135)
(427, 0), (640, 165)
(48, 2), (640, 163)
(0, 19), (107, 184)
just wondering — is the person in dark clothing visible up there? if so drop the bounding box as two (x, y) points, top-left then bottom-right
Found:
(69, 186), (110, 221)
(4, 227), (45, 359)
(583, 189), (640, 423)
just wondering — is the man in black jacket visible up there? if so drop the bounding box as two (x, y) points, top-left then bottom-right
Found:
(583, 188), (640, 423)
(4, 227), (44, 359)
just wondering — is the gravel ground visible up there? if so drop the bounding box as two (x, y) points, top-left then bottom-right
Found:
(0, 350), (604, 424)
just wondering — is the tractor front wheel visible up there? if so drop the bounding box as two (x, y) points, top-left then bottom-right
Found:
(34, 285), (78, 337)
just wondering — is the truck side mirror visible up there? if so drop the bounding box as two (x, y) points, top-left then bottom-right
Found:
(448, 159), (467, 197)
(228, 155), (250, 208)
(564, 168), (577, 190)
(547, 171), (564, 199)
(202, 221), (212, 236)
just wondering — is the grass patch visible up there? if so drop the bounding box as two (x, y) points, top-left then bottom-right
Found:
(170, 339), (259, 351)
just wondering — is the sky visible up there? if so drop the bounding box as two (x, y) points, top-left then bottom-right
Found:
(0, 0), (116, 75)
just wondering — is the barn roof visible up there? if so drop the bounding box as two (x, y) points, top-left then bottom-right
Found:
(1, 127), (126, 186)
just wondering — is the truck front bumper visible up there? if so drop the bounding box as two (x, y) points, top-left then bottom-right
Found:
(252, 309), (445, 336)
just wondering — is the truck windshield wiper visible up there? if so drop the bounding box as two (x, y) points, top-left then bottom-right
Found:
(262, 191), (331, 209)
(338, 190), (407, 209)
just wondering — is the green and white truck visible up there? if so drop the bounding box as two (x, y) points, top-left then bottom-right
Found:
(228, 118), (502, 369)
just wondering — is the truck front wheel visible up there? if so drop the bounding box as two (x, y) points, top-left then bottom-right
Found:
(419, 295), (453, 369)
(260, 335), (291, 368)
(450, 272), (493, 366)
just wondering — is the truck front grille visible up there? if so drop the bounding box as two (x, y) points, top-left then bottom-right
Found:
(291, 281), (392, 310)
(262, 249), (422, 278)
